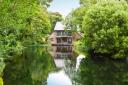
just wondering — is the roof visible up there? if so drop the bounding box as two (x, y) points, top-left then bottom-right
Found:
(54, 22), (65, 31)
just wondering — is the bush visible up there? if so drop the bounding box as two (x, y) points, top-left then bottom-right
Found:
(82, 0), (128, 59)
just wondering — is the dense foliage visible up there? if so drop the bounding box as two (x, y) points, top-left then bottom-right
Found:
(0, 0), (51, 58)
(65, 0), (128, 59)
(64, 7), (85, 32)
(49, 12), (63, 31)
(0, 0), (62, 81)
(83, 0), (128, 58)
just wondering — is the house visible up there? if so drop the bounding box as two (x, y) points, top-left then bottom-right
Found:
(49, 22), (82, 46)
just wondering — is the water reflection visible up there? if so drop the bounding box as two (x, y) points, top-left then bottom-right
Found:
(48, 46), (75, 68)
(2, 46), (128, 85)
(74, 58), (128, 85)
(3, 47), (55, 85)
(47, 46), (77, 85)
(47, 70), (72, 85)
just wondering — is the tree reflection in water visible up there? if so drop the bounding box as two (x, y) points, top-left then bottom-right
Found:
(3, 46), (55, 85)
(74, 58), (128, 85)
(2, 46), (128, 85)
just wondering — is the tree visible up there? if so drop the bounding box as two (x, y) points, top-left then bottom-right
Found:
(39, 0), (53, 7)
(80, 0), (98, 6)
(0, 0), (52, 76)
(0, 0), (51, 55)
(82, 0), (128, 58)
(49, 12), (63, 31)
(65, 7), (86, 32)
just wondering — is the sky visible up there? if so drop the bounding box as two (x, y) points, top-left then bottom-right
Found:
(48, 0), (80, 17)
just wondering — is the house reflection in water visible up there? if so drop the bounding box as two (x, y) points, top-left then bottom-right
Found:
(49, 46), (74, 68)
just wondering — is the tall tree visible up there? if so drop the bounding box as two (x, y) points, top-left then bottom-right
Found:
(49, 12), (63, 31)
(65, 0), (128, 59)
(82, 0), (128, 58)
(0, 0), (52, 76)
(39, 0), (53, 7)
(65, 7), (86, 32)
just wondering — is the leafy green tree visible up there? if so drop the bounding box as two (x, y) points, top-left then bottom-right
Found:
(82, 0), (128, 58)
(65, 0), (128, 59)
(49, 12), (63, 31)
(39, 0), (53, 7)
(0, 0), (52, 76)
(80, 0), (98, 6)
(0, 0), (51, 56)
(65, 7), (86, 32)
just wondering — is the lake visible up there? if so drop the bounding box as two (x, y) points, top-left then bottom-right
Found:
(2, 46), (128, 85)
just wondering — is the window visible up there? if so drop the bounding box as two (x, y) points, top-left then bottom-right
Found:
(68, 38), (72, 43)
(57, 31), (61, 36)
(57, 38), (61, 43)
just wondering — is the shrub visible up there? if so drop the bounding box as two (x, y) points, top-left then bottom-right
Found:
(82, 0), (128, 58)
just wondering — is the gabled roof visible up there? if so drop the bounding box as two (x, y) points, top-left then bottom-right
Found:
(54, 22), (65, 31)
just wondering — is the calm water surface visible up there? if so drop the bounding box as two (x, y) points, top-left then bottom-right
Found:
(2, 46), (128, 85)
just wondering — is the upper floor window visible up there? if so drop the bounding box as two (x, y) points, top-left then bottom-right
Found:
(57, 31), (72, 36)
(57, 31), (61, 36)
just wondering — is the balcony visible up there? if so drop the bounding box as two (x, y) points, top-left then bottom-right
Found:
(56, 37), (72, 46)
(56, 31), (72, 37)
